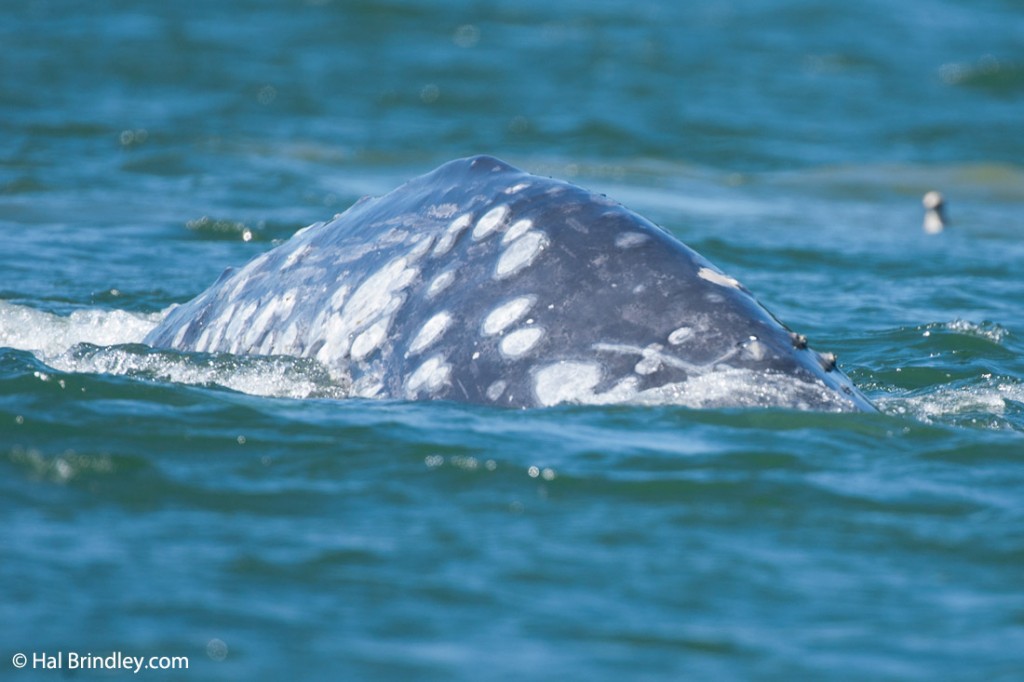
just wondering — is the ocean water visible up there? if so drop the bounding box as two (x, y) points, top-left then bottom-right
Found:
(3, 0), (1024, 679)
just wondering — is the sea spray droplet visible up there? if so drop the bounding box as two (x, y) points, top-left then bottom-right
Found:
(453, 24), (480, 48)
(206, 639), (228, 661)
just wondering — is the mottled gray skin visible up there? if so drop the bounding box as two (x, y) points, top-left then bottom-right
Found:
(145, 155), (874, 411)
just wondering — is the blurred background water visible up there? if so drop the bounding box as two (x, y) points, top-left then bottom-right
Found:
(2, 0), (1023, 679)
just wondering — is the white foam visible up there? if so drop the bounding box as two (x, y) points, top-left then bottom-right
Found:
(0, 301), (347, 400)
(84, 344), (348, 400)
(530, 353), (855, 410)
(877, 377), (1024, 427)
(940, 320), (1008, 344)
(628, 368), (851, 410)
(0, 301), (159, 359)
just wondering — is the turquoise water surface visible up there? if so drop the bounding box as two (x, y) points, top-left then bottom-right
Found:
(3, 1), (1024, 679)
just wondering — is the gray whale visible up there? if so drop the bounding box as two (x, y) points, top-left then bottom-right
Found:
(145, 155), (874, 411)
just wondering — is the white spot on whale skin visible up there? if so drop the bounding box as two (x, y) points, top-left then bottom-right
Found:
(405, 354), (451, 397)
(500, 327), (544, 358)
(472, 204), (509, 241)
(171, 322), (190, 348)
(482, 296), (535, 336)
(741, 336), (769, 362)
(195, 326), (213, 353)
(408, 311), (452, 355)
(592, 343), (671, 377)
(329, 283), (351, 311)
(247, 290), (299, 350)
(228, 274), (251, 302)
(256, 329), (278, 355)
(204, 325), (227, 354)
(226, 253), (269, 300)
(486, 380), (507, 401)
(406, 233), (436, 260)
(282, 244), (312, 270)
(634, 345), (664, 375)
(698, 266), (742, 289)
(502, 218), (534, 245)
(504, 182), (531, 195)
(534, 359), (644, 406)
(343, 256), (418, 330)
(668, 327), (693, 345)
(432, 213), (472, 257)
(426, 269), (456, 299)
(351, 318), (390, 361)
(426, 203), (459, 220)
(316, 314), (352, 366)
(279, 320), (300, 353)
(615, 231), (649, 249)
(534, 362), (602, 407)
(495, 231), (549, 280)
(246, 307), (277, 350)
(594, 341), (707, 373)
(225, 300), (259, 352)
